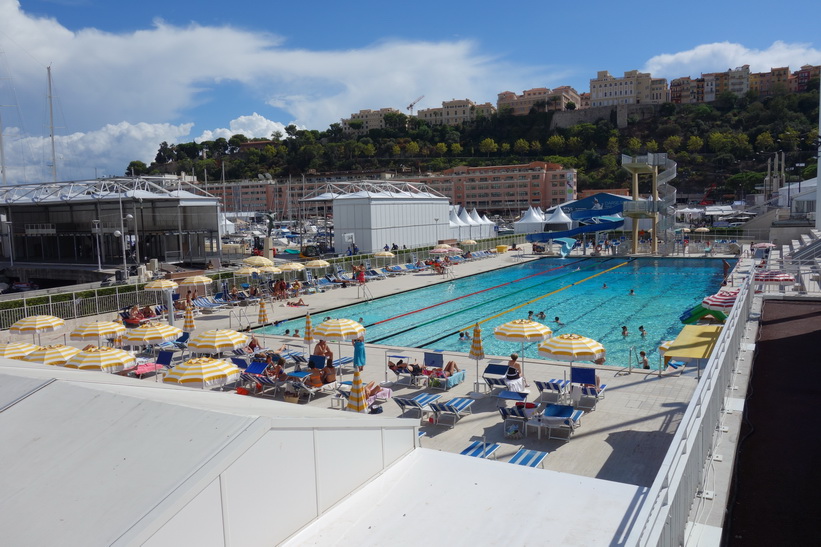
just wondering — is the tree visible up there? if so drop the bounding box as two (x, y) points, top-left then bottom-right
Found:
(565, 101), (576, 111)
(663, 135), (682, 153)
(154, 142), (175, 164)
(126, 160), (148, 176)
(686, 136), (704, 153)
(513, 138), (530, 155)
(479, 138), (498, 156)
(405, 141), (420, 156)
(530, 140), (541, 154)
(450, 142), (463, 156)
(625, 137), (642, 155)
(645, 139), (659, 153)
(546, 135), (565, 154)
(434, 142), (448, 156)
(500, 143), (511, 154)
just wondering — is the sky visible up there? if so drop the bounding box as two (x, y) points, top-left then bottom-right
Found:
(0, 0), (820, 184)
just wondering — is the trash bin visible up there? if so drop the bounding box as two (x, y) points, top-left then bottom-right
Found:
(496, 245), (509, 253)
(115, 270), (125, 282)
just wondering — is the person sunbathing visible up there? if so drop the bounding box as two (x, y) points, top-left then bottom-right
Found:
(362, 381), (384, 398)
(321, 366), (337, 384)
(388, 359), (424, 375)
(141, 306), (156, 318)
(305, 364), (324, 388)
(430, 360), (460, 378)
(265, 359), (288, 382)
(286, 298), (307, 307)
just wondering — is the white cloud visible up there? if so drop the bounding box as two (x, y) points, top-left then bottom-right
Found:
(643, 41), (821, 79)
(196, 113), (289, 143)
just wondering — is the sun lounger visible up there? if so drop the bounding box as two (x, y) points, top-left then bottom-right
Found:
(508, 448), (549, 468)
(157, 332), (189, 352)
(482, 362), (508, 392)
(535, 379), (570, 404)
(285, 380), (320, 402)
(498, 405), (529, 434)
(428, 397), (475, 428)
(460, 440), (500, 460)
(393, 393), (442, 418)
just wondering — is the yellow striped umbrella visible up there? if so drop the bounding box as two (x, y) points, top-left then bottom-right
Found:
(242, 256), (274, 267)
(658, 340), (673, 356)
(374, 251), (394, 258)
(144, 279), (179, 291)
(64, 346), (136, 373)
(178, 275), (214, 286)
(494, 319), (552, 377)
(23, 344), (81, 366)
(10, 315), (66, 344)
(460, 240), (477, 245)
(538, 333), (605, 365)
(188, 329), (249, 353)
(346, 368), (367, 413)
(258, 266), (282, 275)
(305, 259), (330, 268)
(183, 306), (196, 332)
(313, 318), (365, 342)
(303, 314), (314, 345)
(163, 357), (241, 389)
(257, 300), (269, 325)
(278, 262), (305, 271)
(70, 320), (126, 346)
(0, 342), (39, 359)
(468, 324), (485, 394)
(234, 266), (260, 276)
(122, 322), (183, 346)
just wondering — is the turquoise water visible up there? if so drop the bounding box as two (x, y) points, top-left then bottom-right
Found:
(259, 257), (731, 369)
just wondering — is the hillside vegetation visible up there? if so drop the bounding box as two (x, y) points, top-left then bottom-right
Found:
(127, 88), (820, 199)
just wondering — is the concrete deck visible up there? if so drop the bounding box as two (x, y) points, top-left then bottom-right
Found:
(3, 247), (756, 492)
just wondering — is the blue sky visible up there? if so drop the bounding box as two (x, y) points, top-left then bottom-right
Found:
(1, 0), (820, 183)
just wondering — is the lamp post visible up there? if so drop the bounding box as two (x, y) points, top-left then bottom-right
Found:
(3, 221), (13, 268)
(92, 220), (102, 271)
(114, 213), (133, 282)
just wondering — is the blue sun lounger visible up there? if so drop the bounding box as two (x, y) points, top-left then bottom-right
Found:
(393, 393), (442, 418)
(460, 440), (500, 459)
(508, 448), (549, 469)
(428, 397), (475, 428)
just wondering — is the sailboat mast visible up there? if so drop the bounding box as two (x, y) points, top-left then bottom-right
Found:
(47, 65), (57, 182)
(0, 111), (6, 186)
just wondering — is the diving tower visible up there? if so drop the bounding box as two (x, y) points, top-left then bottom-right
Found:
(621, 153), (677, 254)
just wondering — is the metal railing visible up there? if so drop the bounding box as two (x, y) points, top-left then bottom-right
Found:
(625, 273), (753, 546)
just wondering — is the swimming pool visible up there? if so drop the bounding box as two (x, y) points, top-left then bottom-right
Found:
(259, 257), (731, 369)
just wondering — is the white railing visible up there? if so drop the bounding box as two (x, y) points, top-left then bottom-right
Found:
(625, 273), (753, 546)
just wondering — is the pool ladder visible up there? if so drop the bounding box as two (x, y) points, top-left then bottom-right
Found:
(616, 346), (637, 376)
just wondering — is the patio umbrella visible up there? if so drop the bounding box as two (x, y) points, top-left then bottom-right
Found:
(257, 265), (283, 275)
(313, 318), (365, 372)
(234, 266), (260, 276)
(304, 313), (314, 346)
(460, 240), (477, 245)
(242, 256), (273, 267)
(346, 368), (367, 413)
(23, 344), (81, 366)
(680, 228), (691, 233)
(257, 300), (269, 325)
(305, 259), (330, 268)
(188, 329), (250, 354)
(694, 227), (710, 233)
(434, 244), (452, 249)
(163, 357), (241, 389)
(144, 279), (179, 291)
(447, 247), (463, 254)
(10, 315), (66, 344)
(754, 271), (795, 285)
(468, 323), (485, 397)
(122, 322), (183, 347)
(494, 319), (552, 379)
(183, 305), (196, 332)
(374, 251), (394, 258)
(702, 289), (740, 313)
(752, 242), (776, 249)
(0, 342), (38, 359)
(537, 333), (605, 366)
(178, 276), (214, 287)
(429, 248), (452, 254)
(64, 346), (135, 373)
(658, 340), (674, 367)
(70, 320), (126, 347)
(278, 262), (305, 271)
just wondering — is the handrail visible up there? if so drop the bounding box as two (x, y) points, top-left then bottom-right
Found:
(625, 273), (753, 546)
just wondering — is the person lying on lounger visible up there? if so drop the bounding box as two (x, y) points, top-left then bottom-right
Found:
(388, 359), (424, 375)
(362, 381), (385, 398)
(286, 298), (307, 307)
(429, 360), (460, 378)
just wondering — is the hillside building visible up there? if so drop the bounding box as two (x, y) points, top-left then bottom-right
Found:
(589, 70), (670, 107)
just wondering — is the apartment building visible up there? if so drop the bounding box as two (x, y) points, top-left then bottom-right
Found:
(341, 108), (402, 133)
(728, 65), (751, 96)
(792, 64), (821, 93)
(416, 99), (496, 126)
(396, 161), (577, 213)
(589, 70), (670, 107)
(497, 86), (582, 115)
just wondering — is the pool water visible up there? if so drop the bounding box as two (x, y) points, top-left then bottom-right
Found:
(259, 257), (731, 369)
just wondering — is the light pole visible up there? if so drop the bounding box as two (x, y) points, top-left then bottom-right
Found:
(3, 221), (13, 268)
(92, 220), (102, 271)
(114, 213), (133, 282)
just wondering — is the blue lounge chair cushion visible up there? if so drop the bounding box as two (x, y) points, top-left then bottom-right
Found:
(509, 449), (549, 468)
(460, 441), (500, 459)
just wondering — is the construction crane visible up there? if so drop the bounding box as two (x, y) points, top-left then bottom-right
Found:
(407, 95), (424, 115)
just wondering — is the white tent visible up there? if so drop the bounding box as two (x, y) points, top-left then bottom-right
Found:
(514, 206), (546, 234)
(543, 206), (573, 232)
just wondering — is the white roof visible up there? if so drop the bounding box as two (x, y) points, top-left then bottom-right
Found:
(449, 208), (468, 226)
(469, 208), (484, 223)
(458, 208), (479, 225)
(286, 449), (643, 546)
(516, 207), (544, 224)
(544, 206), (572, 224)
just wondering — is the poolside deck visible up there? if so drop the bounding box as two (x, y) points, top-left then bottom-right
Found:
(0, 247), (747, 489)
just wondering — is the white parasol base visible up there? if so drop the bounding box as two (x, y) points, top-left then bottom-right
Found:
(469, 382), (487, 399)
